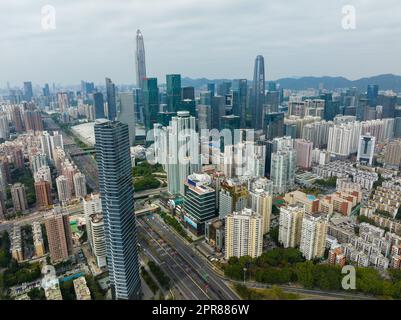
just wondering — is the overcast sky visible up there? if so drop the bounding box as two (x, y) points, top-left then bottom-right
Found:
(1, 0), (401, 86)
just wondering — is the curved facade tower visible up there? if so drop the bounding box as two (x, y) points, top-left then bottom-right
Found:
(252, 55), (265, 130)
(135, 29), (147, 90)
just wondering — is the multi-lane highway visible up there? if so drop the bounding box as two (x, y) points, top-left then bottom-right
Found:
(138, 217), (212, 300)
(138, 213), (239, 300)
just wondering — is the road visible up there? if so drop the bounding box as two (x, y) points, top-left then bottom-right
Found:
(234, 280), (376, 300)
(134, 187), (167, 199)
(141, 213), (239, 300)
(138, 217), (212, 300)
(0, 203), (83, 233)
(43, 116), (99, 192)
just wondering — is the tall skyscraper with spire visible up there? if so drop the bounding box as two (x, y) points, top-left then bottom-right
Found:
(135, 30), (147, 90)
(252, 55), (265, 130)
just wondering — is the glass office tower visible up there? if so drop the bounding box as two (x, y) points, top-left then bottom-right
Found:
(143, 78), (159, 132)
(166, 74), (181, 113)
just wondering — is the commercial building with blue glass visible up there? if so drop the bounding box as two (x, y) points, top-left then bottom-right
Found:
(183, 175), (217, 236)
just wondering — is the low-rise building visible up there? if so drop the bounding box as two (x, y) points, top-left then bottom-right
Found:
(32, 221), (45, 257)
(11, 225), (23, 262)
(73, 276), (91, 300)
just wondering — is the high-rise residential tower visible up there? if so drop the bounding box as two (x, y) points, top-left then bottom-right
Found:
(35, 179), (52, 209)
(73, 172), (87, 198)
(154, 111), (200, 195)
(94, 119), (141, 300)
(278, 205), (304, 248)
(56, 175), (72, 203)
(11, 183), (28, 213)
(294, 139), (313, 169)
(299, 213), (328, 260)
(135, 30), (147, 90)
(225, 208), (263, 260)
(45, 206), (73, 263)
(252, 55), (265, 130)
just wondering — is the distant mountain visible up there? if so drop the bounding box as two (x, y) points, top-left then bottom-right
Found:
(275, 74), (401, 91)
(181, 77), (233, 88)
(182, 74), (401, 92)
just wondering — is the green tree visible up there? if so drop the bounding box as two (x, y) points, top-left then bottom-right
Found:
(294, 261), (314, 289)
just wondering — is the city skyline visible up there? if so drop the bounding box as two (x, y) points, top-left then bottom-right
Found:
(2, 0), (401, 305)
(1, 0), (401, 84)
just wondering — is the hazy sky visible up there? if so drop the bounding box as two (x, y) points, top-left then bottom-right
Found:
(1, 0), (401, 86)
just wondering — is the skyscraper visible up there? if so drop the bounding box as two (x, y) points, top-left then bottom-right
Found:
(166, 74), (181, 113)
(105, 78), (117, 120)
(252, 55), (265, 130)
(182, 86), (195, 100)
(133, 88), (145, 124)
(264, 112), (284, 140)
(143, 78), (159, 132)
(163, 111), (200, 195)
(367, 84), (379, 108)
(197, 105), (212, 131)
(135, 30), (147, 90)
(23, 81), (33, 101)
(117, 92), (136, 146)
(94, 119), (141, 300)
(211, 96), (225, 130)
(43, 83), (50, 97)
(231, 79), (247, 128)
(93, 92), (105, 119)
